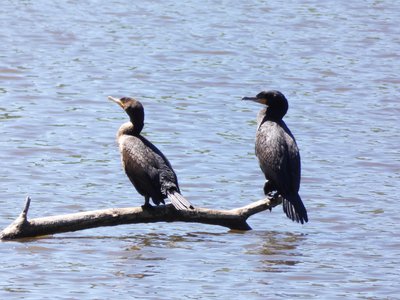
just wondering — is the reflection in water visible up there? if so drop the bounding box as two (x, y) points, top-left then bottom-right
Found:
(0, 112), (22, 121)
(124, 231), (227, 251)
(1, 0), (399, 299)
(246, 231), (306, 272)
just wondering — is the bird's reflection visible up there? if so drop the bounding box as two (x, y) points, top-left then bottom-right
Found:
(128, 231), (226, 249)
(245, 230), (307, 272)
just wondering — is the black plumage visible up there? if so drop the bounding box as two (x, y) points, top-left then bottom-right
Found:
(242, 91), (308, 224)
(108, 96), (193, 210)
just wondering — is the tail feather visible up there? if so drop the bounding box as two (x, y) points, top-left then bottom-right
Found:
(167, 191), (194, 210)
(282, 194), (308, 224)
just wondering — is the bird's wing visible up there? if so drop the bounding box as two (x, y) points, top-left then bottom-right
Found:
(286, 136), (301, 192)
(256, 122), (294, 194)
(257, 121), (306, 223)
(120, 136), (161, 195)
(139, 136), (179, 190)
(282, 122), (301, 193)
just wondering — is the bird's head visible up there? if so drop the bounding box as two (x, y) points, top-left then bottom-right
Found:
(108, 96), (145, 133)
(242, 90), (288, 119)
(108, 96), (143, 112)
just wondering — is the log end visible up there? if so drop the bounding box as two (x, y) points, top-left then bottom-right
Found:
(0, 196), (31, 240)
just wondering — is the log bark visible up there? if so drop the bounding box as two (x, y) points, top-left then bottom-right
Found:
(0, 196), (282, 240)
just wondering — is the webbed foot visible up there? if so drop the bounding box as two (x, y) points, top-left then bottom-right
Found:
(263, 180), (275, 195)
(142, 197), (154, 210)
(141, 203), (154, 210)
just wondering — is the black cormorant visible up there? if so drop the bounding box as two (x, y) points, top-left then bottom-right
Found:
(242, 90), (308, 224)
(108, 96), (194, 210)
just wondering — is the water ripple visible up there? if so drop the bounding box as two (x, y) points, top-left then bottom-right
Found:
(1, 0), (400, 299)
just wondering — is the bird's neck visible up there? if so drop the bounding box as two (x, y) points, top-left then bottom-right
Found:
(265, 108), (285, 122)
(257, 108), (284, 129)
(117, 121), (143, 138)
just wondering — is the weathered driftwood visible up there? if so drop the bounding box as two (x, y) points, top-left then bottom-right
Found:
(0, 196), (282, 240)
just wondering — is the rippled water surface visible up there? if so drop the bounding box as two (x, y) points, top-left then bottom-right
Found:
(1, 1), (399, 299)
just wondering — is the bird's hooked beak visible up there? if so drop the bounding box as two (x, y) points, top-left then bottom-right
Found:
(108, 96), (124, 108)
(242, 96), (268, 105)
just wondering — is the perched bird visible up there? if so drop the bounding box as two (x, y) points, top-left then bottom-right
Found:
(108, 96), (193, 210)
(242, 91), (308, 224)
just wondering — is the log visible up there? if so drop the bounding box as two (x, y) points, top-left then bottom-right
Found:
(0, 195), (282, 240)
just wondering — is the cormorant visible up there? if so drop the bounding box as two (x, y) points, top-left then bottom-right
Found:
(242, 90), (308, 224)
(108, 96), (194, 210)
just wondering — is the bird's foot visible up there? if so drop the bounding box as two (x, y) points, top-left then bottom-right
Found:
(271, 190), (280, 199)
(265, 190), (280, 199)
(263, 181), (275, 195)
(265, 191), (280, 212)
(141, 203), (154, 210)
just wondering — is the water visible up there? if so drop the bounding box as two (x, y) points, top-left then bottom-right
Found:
(1, 0), (399, 298)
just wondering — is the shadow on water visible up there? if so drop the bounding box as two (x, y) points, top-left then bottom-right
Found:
(2, 229), (323, 298)
(9, 229), (308, 273)
(244, 230), (307, 272)
(8, 230), (230, 246)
